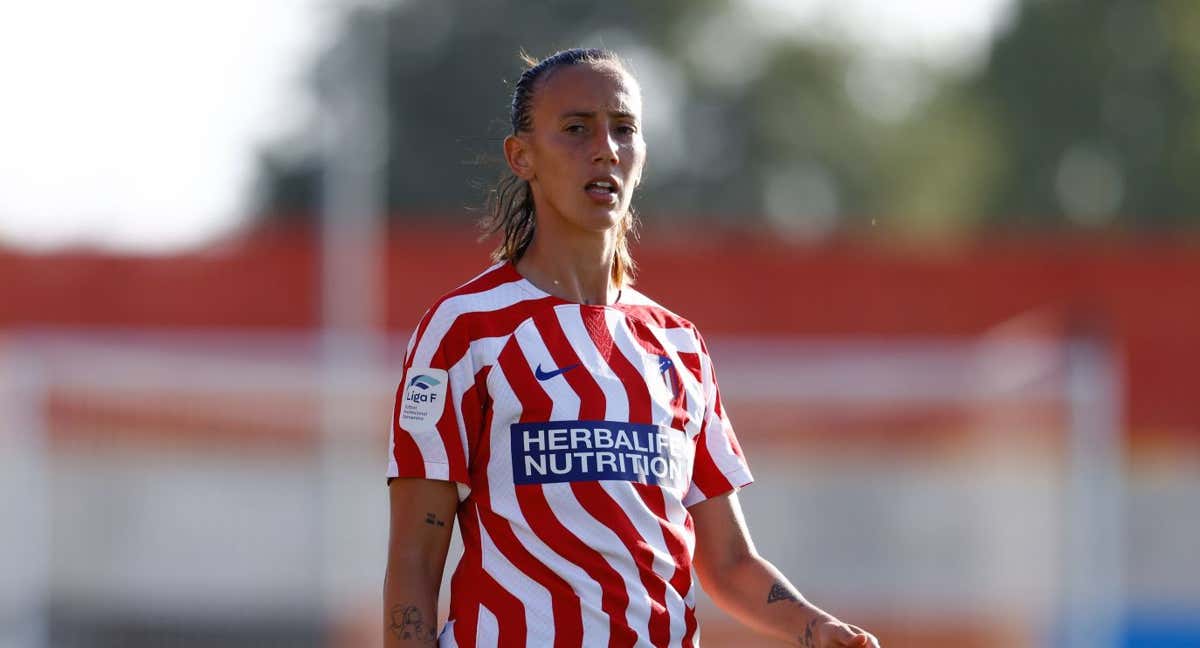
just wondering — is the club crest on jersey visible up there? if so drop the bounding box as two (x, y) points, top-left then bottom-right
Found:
(511, 420), (686, 488)
(658, 354), (681, 400)
(398, 367), (448, 432)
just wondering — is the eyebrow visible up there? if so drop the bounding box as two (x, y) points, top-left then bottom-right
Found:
(559, 110), (639, 121)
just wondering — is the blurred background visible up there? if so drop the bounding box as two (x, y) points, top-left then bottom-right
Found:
(1, 0), (1198, 646)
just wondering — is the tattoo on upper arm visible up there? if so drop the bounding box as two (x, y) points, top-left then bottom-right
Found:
(424, 512), (446, 527)
(389, 604), (436, 643)
(767, 582), (799, 604)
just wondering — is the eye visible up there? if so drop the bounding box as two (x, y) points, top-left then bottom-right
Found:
(564, 123), (585, 134)
(615, 124), (638, 136)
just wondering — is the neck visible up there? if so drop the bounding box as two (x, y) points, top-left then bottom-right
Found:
(516, 224), (621, 306)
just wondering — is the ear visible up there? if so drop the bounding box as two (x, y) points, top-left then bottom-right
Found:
(504, 134), (535, 180)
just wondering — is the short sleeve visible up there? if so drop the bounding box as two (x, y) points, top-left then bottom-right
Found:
(387, 306), (481, 493)
(683, 331), (753, 507)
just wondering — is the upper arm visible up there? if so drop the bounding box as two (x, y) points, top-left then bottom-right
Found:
(386, 477), (459, 586)
(389, 305), (482, 490)
(689, 491), (758, 588)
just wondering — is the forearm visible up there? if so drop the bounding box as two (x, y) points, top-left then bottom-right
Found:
(383, 555), (441, 647)
(701, 553), (834, 647)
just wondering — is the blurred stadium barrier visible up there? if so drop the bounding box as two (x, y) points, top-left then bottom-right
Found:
(0, 325), (1126, 648)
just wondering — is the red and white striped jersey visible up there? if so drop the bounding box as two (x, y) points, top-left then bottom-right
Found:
(388, 261), (753, 648)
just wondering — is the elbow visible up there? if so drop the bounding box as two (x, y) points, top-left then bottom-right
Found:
(694, 545), (760, 598)
(383, 561), (442, 613)
(385, 541), (445, 597)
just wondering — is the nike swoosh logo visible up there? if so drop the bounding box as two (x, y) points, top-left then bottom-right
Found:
(534, 363), (580, 381)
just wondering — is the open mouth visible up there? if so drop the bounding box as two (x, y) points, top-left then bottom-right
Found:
(584, 178), (619, 201)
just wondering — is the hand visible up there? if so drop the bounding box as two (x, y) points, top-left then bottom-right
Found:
(804, 615), (881, 648)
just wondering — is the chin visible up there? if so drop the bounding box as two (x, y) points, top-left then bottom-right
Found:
(568, 206), (625, 233)
(591, 211), (626, 232)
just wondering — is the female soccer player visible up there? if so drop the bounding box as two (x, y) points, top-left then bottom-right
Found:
(385, 48), (880, 648)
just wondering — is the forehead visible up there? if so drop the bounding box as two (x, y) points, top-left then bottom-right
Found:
(532, 62), (642, 119)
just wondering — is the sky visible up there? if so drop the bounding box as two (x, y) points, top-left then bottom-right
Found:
(0, 0), (1016, 254)
(0, 0), (331, 253)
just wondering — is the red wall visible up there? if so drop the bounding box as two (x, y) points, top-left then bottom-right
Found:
(2, 224), (1197, 434)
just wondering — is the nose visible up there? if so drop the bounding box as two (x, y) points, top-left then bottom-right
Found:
(591, 127), (619, 165)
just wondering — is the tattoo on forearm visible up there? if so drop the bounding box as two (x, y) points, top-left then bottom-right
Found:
(389, 604), (436, 642)
(767, 581), (799, 604)
(799, 616), (819, 648)
(768, 581), (819, 648)
(424, 512), (446, 527)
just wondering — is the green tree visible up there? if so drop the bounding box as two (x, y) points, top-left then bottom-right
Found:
(251, 0), (1200, 232)
(250, 0), (878, 228)
(969, 0), (1200, 227)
